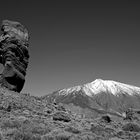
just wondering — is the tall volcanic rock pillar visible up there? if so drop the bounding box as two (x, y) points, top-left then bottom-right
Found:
(0, 20), (29, 92)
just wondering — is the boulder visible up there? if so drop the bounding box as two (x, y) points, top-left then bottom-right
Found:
(52, 111), (71, 122)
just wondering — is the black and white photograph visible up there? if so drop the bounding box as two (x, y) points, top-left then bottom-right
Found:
(0, 1), (140, 139)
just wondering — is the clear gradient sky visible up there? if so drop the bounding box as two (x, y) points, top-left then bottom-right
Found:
(0, 1), (140, 96)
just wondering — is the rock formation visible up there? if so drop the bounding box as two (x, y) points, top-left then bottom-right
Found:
(0, 20), (29, 92)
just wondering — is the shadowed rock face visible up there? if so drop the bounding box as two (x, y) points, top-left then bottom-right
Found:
(0, 20), (29, 92)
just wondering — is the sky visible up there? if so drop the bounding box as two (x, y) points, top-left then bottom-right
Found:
(0, 1), (140, 96)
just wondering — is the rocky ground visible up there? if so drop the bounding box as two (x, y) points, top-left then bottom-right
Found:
(0, 88), (140, 139)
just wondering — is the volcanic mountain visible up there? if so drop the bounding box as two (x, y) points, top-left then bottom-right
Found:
(44, 79), (140, 118)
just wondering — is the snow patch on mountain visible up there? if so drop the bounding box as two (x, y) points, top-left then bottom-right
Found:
(58, 79), (140, 97)
(59, 85), (82, 95)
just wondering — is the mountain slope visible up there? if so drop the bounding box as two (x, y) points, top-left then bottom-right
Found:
(44, 79), (140, 118)
(1, 87), (140, 139)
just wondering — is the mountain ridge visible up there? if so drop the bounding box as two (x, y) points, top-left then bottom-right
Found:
(58, 79), (140, 96)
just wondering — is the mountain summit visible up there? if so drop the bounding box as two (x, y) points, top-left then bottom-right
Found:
(45, 79), (140, 118)
(59, 79), (140, 96)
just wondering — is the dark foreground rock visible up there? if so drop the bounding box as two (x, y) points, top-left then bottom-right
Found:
(0, 20), (29, 92)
